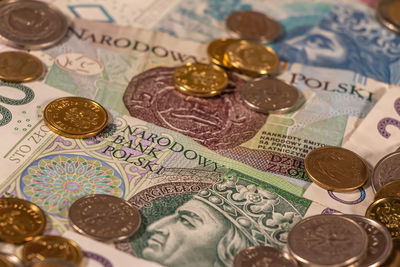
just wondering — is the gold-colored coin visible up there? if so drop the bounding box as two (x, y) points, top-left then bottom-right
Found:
(366, 197), (400, 240)
(0, 198), (46, 244)
(375, 180), (400, 200)
(22, 235), (83, 265)
(173, 63), (228, 97)
(304, 146), (369, 192)
(388, 0), (400, 27)
(44, 97), (109, 138)
(226, 40), (279, 77)
(0, 51), (43, 83)
(0, 252), (24, 267)
(207, 38), (239, 68)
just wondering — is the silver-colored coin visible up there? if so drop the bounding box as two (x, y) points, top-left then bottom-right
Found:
(287, 214), (368, 267)
(372, 151), (400, 192)
(226, 10), (281, 42)
(234, 246), (298, 267)
(68, 194), (141, 241)
(27, 259), (78, 267)
(377, 0), (400, 33)
(0, 252), (24, 267)
(0, 0), (69, 49)
(343, 214), (393, 267)
(238, 77), (300, 114)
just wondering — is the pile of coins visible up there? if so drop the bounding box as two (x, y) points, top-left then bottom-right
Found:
(172, 10), (303, 115)
(234, 213), (395, 266)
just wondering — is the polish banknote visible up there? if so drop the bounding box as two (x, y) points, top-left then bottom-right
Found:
(0, 81), (326, 266)
(29, 19), (389, 188)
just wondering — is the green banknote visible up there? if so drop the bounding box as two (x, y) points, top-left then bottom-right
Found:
(0, 81), (325, 266)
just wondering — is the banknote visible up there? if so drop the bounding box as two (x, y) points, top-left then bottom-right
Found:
(0, 81), (327, 266)
(25, 19), (390, 188)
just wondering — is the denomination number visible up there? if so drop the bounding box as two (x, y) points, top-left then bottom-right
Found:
(0, 82), (35, 127)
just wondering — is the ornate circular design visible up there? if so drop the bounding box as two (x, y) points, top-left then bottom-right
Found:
(20, 154), (124, 218)
(328, 188), (366, 204)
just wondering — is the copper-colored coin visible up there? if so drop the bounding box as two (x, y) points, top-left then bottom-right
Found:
(0, 198), (46, 244)
(226, 40), (279, 77)
(366, 197), (400, 240)
(375, 180), (400, 200)
(226, 10), (281, 42)
(0, 252), (24, 267)
(0, 51), (43, 82)
(377, 0), (400, 33)
(207, 38), (239, 68)
(44, 97), (109, 138)
(27, 259), (78, 267)
(21, 235), (83, 265)
(173, 63), (228, 97)
(304, 146), (369, 192)
(234, 246), (298, 267)
(68, 194), (141, 241)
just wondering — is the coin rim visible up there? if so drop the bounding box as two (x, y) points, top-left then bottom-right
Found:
(0, 198), (46, 244)
(68, 194), (142, 241)
(0, 51), (44, 82)
(43, 96), (109, 139)
(376, 0), (400, 34)
(0, 0), (70, 50)
(372, 150), (400, 193)
(207, 38), (239, 68)
(226, 40), (279, 76)
(375, 180), (400, 201)
(0, 251), (24, 267)
(342, 214), (393, 267)
(304, 146), (370, 192)
(233, 245), (298, 267)
(287, 214), (369, 266)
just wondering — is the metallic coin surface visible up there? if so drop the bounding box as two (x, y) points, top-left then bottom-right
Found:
(27, 259), (78, 267)
(287, 215), (368, 266)
(0, 0), (69, 49)
(69, 194), (141, 241)
(44, 97), (109, 138)
(375, 180), (400, 200)
(372, 151), (400, 192)
(343, 214), (393, 267)
(226, 10), (281, 42)
(238, 77), (300, 114)
(0, 252), (24, 267)
(382, 239), (400, 267)
(207, 38), (239, 68)
(22, 235), (83, 265)
(366, 197), (400, 240)
(173, 63), (228, 97)
(305, 146), (369, 192)
(0, 198), (46, 244)
(0, 51), (43, 83)
(234, 246), (298, 267)
(226, 40), (279, 76)
(377, 0), (400, 33)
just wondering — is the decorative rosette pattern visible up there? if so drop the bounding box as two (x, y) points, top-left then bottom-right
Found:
(195, 178), (302, 248)
(20, 154), (124, 218)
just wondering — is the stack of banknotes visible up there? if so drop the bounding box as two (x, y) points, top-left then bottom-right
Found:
(0, 0), (399, 266)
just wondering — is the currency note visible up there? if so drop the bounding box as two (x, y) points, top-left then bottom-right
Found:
(26, 19), (389, 188)
(0, 81), (326, 266)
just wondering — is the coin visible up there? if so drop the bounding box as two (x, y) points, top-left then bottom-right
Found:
(44, 97), (109, 138)
(366, 197), (400, 240)
(27, 259), (78, 267)
(0, 51), (43, 83)
(375, 180), (400, 201)
(207, 38), (239, 68)
(21, 235), (83, 265)
(343, 214), (393, 267)
(234, 246), (298, 267)
(68, 194), (141, 241)
(0, 0), (69, 49)
(226, 40), (279, 76)
(372, 151), (400, 192)
(0, 198), (46, 244)
(287, 214), (368, 266)
(382, 239), (400, 267)
(0, 252), (24, 267)
(304, 146), (369, 192)
(226, 10), (281, 42)
(377, 0), (400, 33)
(173, 63), (228, 97)
(238, 77), (300, 114)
